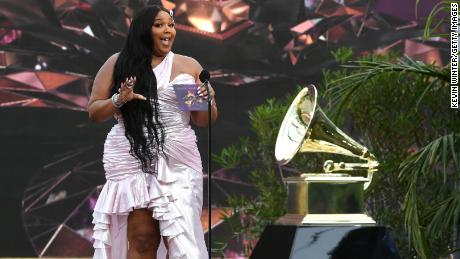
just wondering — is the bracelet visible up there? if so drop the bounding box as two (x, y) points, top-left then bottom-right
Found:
(111, 93), (125, 108)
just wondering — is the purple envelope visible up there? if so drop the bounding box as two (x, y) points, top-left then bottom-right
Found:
(172, 83), (208, 111)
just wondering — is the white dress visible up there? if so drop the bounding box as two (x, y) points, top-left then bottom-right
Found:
(92, 51), (208, 259)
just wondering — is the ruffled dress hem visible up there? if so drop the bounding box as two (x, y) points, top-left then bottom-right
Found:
(92, 171), (188, 259)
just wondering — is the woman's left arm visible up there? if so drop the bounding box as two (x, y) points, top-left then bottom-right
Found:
(188, 58), (218, 127)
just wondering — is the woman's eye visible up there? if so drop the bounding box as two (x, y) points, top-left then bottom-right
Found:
(154, 23), (162, 28)
(168, 23), (175, 28)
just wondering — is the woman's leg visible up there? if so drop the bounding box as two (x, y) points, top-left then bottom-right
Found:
(127, 208), (161, 259)
(162, 236), (169, 259)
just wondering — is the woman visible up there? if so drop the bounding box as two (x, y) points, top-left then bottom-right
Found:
(87, 5), (217, 259)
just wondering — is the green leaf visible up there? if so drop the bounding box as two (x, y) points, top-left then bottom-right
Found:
(400, 133), (460, 257)
(212, 145), (242, 169)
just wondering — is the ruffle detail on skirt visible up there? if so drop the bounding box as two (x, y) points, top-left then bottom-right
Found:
(92, 212), (111, 259)
(92, 172), (187, 259)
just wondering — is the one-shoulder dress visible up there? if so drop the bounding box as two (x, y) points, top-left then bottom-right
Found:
(92, 51), (208, 259)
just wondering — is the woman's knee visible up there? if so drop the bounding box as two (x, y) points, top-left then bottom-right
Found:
(129, 232), (160, 254)
(127, 209), (161, 255)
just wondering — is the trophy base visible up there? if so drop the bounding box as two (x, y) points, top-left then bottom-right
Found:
(250, 224), (400, 259)
(284, 175), (368, 215)
(276, 213), (376, 225)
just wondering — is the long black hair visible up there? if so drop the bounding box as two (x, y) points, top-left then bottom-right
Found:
(112, 5), (169, 173)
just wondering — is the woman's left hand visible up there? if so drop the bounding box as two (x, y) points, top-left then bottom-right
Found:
(190, 77), (218, 127)
(197, 82), (215, 100)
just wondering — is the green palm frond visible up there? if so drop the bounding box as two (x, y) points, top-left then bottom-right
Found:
(417, 0), (451, 40)
(326, 56), (449, 120)
(342, 58), (449, 81)
(399, 133), (460, 258)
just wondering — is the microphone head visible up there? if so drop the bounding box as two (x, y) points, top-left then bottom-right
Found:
(199, 70), (210, 82)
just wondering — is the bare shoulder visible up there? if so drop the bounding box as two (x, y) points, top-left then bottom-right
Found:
(104, 52), (120, 68)
(95, 52), (119, 79)
(174, 54), (202, 77)
(175, 54), (201, 67)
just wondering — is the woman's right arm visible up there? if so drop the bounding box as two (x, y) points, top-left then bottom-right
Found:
(88, 53), (146, 122)
(87, 53), (119, 122)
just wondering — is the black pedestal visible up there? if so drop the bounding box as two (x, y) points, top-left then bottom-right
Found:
(250, 225), (400, 259)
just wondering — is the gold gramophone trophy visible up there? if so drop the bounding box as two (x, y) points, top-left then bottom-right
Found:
(275, 84), (378, 225)
(250, 86), (401, 259)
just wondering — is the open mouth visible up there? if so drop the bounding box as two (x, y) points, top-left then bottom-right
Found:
(160, 36), (171, 46)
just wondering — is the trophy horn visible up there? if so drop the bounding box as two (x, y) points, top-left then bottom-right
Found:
(275, 85), (378, 189)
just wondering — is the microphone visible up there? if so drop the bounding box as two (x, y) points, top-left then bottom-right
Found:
(199, 69), (213, 256)
(199, 70), (212, 103)
(199, 70), (210, 84)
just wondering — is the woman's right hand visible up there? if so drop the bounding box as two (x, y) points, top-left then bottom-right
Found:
(117, 76), (147, 104)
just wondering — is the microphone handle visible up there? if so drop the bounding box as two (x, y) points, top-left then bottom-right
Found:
(204, 80), (212, 103)
(205, 79), (212, 258)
